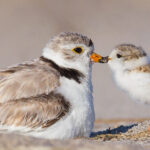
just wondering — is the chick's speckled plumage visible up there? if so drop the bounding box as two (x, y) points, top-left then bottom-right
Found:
(108, 44), (150, 104)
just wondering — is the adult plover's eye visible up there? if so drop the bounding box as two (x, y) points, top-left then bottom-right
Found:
(116, 54), (122, 58)
(72, 47), (84, 54)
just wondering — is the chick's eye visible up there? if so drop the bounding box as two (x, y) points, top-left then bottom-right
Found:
(72, 47), (84, 54)
(116, 54), (122, 58)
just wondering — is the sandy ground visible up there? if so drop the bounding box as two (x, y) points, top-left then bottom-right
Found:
(92, 119), (150, 144)
(0, 119), (150, 150)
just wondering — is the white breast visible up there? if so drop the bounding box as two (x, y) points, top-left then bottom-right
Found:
(114, 70), (150, 104)
(54, 77), (95, 139)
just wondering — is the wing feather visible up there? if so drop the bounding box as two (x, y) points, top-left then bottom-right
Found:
(0, 61), (59, 103)
(0, 93), (70, 128)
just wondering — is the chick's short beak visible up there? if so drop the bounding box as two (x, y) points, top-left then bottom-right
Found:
(90, 53), (111, 63)
(99, 56), (111, 63)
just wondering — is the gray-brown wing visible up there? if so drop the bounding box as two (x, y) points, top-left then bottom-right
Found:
(0, 71), (13, 80)
(0, 63), (60, 103)
(0, 63), (32, 80)
(133, 64), (150, 73)
(0, 93), (70, 128)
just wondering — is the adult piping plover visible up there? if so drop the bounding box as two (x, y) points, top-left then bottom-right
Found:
(0, 32), (102, 139)
(100, 44), (150, 104)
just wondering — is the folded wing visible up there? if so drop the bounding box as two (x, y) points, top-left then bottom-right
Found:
(0, 62), (59, 103)
(0, 93), (70, 128)
(0, 61), (69, 129)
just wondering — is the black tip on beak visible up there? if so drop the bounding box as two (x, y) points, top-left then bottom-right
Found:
(99, 56), (109, 63)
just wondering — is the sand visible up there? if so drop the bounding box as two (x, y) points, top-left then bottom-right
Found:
(0, 119), (150, 150)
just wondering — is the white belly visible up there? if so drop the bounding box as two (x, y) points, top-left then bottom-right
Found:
(115, 71), (150, 104)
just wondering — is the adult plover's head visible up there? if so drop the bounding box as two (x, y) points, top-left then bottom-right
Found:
(42, 32), (102, 74)
(101, 44), (150, 72)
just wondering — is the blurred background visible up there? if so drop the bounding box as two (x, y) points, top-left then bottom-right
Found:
(0, 0), (150, 119)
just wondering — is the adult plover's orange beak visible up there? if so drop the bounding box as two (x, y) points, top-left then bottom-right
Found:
(90, 53), (102, 63)
(90, 53), (111, 63)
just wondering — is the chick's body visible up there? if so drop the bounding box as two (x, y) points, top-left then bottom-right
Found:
(108, 44), (150, 104)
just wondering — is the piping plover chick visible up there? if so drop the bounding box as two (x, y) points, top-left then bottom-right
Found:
(0, 32), (103, 139)
(100, 44), (150, 104)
